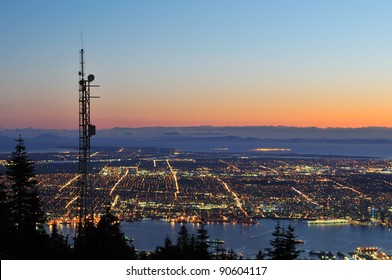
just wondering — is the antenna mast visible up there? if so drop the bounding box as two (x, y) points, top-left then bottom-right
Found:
(77, 49), (98, 237)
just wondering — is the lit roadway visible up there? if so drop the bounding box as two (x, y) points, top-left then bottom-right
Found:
(291, 187), (321, 207)
(166, 159), (180, 200)
(328, 179), (363, 196)
(109, 168), (129, 196)
(45, 174), (80, 205)
(91, 152), (100, 157)
(383, 180), (392, 189)
(259, 164), (279, 174)
(111, 194), (120, 209)
(199, 166), (248, 216)
(219, 160), (240, 172)
(59, 174), (80, 192)
(65, 195), (79, 209)
(215, 177), (248, 217)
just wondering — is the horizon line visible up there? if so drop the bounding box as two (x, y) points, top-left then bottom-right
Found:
(2, 125), (392, 131)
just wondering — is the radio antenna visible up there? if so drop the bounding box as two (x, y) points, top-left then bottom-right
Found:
(76, 48), (100, 244)
(80, 32), (84, 49)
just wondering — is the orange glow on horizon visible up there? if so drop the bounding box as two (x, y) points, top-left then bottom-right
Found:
(2, 82), (392, 130)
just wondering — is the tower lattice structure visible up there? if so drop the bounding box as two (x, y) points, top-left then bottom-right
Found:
(77, 49), (97, 232)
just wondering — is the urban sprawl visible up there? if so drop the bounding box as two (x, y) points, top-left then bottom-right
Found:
(1, 147), (391, 227)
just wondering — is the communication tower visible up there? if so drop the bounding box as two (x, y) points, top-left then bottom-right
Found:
(77, 49), (99, 232)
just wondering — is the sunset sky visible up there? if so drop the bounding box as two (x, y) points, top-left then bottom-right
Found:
(1, 0), (392, 129)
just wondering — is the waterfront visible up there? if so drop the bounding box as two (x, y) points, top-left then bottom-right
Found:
(54, 219), (392, 259)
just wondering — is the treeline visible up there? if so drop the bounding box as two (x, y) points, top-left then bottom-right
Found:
(0, 137), (73, 259)
(0, 137), (299, 260)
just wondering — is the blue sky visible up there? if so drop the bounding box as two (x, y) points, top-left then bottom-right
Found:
(1, 0), (392, 129)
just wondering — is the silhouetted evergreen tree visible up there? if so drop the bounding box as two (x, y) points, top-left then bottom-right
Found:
(282, 224), (300, 260)
(47, 223), (72, 259)
(176, 225), (189, 251)
(153, 223), (212, 260)
(256, 250), (265, 260)
(264, 221), (300, 260)
(195, 219), (211, 259)
(153, 235), (179, 259)
(74, 208), (136, 259)
(164, 235), (173, 248)
(189, 234), (197, 256)
(5, 136), (48, 258)
(265, 221), (285, 260)
(73, 220), (94, 258)
(0, 182), (14, 258)
(95, 208), (136, 259)
(176, 224), (192, 258)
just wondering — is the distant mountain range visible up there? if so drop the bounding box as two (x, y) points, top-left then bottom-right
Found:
(1, 126), (392, 156)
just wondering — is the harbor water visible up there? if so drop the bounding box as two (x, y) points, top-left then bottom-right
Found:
(54, 219), (392, 259)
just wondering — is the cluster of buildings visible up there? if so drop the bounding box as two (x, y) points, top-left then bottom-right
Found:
(2, 148), (392, 260)
(352, 247), (392, 260)
(1, 148), (392, 226)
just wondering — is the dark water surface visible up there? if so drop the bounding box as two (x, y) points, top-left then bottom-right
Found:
(54, 219), (392, 259)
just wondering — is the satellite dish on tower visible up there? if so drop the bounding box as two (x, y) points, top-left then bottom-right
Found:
(87, 74), (95, 82)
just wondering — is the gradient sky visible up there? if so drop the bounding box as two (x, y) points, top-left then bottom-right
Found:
(1, 0), (392, 129)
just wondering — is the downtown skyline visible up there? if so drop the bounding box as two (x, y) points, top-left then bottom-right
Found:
(1, 0), (392, 129)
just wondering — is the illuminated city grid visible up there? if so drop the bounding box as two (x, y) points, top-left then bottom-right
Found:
(1, 148), (392, 225)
